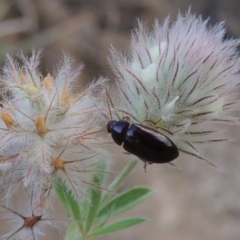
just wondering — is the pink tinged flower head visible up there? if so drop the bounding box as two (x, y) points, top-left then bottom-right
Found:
(0, 50), (108, 201)
(109, 11), (240, 165)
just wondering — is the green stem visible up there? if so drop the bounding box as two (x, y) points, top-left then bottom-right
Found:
(101, 159), (138, 203)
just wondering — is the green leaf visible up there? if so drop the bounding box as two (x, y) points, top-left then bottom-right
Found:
(91, 218), (146, 237)
(94, 162), (108, 186)
(65, 222), (82, 240)
(98, 187), (151, 219)
(101, 159), (138, 203)
(54, 180), (82, 227)
(84, 175), (102, 233)
(81, 162), (108, 218)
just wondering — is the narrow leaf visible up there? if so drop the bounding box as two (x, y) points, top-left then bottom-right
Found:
(54, 180), (82, 226)
(98, 187), (151, 219)
(65, 223), (82, 240)
(81, 162), (107, 218)
(84, 175), (102, 233)
(95, 162), (108, 185)
(91, 218), (146, 237)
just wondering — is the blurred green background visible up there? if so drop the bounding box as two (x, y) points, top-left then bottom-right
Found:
(1, 0), (240, 240)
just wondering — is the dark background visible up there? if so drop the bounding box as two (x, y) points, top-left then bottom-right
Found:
(1, 0), (240, 240)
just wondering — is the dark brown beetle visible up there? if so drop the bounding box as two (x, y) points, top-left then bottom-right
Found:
(107, 119), (179, 170)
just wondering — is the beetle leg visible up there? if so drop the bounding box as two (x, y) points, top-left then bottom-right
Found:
(143, 161), (153, 172)
(144, 161), (147, 172)
(123, 116), (130, 122)
(139, 158), (148, 172)
(142, 119), (174, 135)
(141, 119), (155, 127)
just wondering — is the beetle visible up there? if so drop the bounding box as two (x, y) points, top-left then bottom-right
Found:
(107, 119), (179, 171)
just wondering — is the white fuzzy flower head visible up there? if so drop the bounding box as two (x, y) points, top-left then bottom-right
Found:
(0, 50), (107, 202)
(109, 11), (240, 166)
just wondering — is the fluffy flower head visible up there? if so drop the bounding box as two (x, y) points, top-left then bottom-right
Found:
(0, 50), (107, 201)
(109, 11), (240, 165)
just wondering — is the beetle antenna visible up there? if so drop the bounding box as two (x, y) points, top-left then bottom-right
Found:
(105, 87), (122, 120)
(105, 88), (112, 121)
